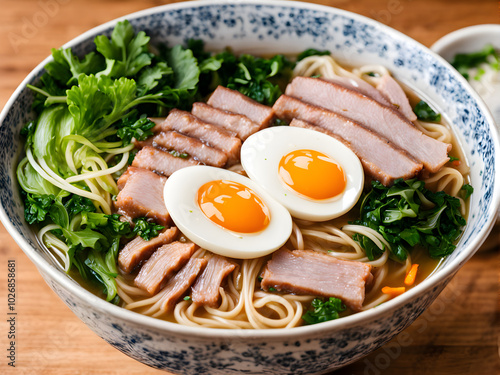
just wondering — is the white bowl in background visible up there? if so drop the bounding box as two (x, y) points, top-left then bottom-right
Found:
(432, 24), (500, 125)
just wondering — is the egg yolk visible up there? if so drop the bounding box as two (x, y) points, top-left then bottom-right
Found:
(278, 149), (346, 200)
(197, 180), (270, 233)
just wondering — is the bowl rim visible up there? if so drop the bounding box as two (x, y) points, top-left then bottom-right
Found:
(1, 0), (499, 339)
(431, 24), (500, 56)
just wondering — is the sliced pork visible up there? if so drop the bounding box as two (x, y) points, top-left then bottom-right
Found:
(118, 227), (179, 273)
(132, 137), (154, 150)
(115, 167), (171, 225)
(376, 74), (417, 121)
(273, 95), (423, 185)
(207, 86), (275, 128)
(154, 109), (241, 165)
(134, 241), (197, 295)
(132, 146), (199, 176)
(285, 77), (451, 172)
(158, 257), (208, 313)
(191, 254), (237, 307)
(153, 131), (228, 167)
(324, 76), (391, 107)
(191, 102), (261, 141)
(116, 166), (136, 190)
(261, 248), (372, 311)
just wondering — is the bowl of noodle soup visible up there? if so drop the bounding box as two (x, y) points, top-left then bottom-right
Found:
(1, 1), (499, 374)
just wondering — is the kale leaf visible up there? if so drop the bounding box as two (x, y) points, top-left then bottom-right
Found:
(353, 179), (469, 260)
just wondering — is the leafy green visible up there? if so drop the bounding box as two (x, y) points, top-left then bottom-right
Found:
(32, 105), (75, 176)
(136, 62), (173, 96)
(353, 179), (468, 260)
(23, 193), (55, 224)
(17, 157), (61, 196)
(296, 48), (331, 61)
(202, 48), (293, 105)
(187, 39), (211, 62)
(131, 218), (165, 241)
(46, 47), (104, 86)
(65, 195), (96, 216)
(302, 297), (346, 325)
(452, 44), (500, 80)
(461, 184), (474, 200)
(116, 113), (156, 145)
(164, 44), (199, 90)
(30, 74), (67, 114)
(94, 20), (152, 78)
(20, 121), (36, 145)
(20, 187), (163, 300)
(414, 100), (441, 122)
(352, 233), (384, 261)
(85, 248), (118, 301)
(226, 53), (292, 105)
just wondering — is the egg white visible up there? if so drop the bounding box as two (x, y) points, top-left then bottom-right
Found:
(241, 126), (364, 221)
(163, 165), (293, 259)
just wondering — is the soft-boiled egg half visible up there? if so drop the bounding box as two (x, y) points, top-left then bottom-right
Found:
(163, 166), (293, 259)
(241, 126), (364, 221)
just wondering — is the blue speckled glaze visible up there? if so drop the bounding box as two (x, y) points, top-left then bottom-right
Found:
(1, 1), (499, 374)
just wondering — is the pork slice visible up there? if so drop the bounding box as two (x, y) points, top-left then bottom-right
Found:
(149, 117), (165, 133)
(286, 77), (451, 172)
(132, 137), (154, 150)
(153, 131), (227, 167)
(134, 241), (197, 295)
(323, 76), (391, 107)
(191, 254), (237, 307)
(207, 86), (275, 128)
(115, 166), (171, 225)
(158, 109), (241, 165)
(118, 227), (179, 274)
(261, 248), (372, 311)
(132, 146), (200, 177)
(158, 257), (208, 313)
(376, 74), (417, 122)
(191, 102), (261, 141)
(116, 166), (138, 190)
(273, 95), (423, 185)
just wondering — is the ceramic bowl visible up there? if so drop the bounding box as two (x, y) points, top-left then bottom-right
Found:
(1, 1), (499, 374)
(432, 24), (500, 125)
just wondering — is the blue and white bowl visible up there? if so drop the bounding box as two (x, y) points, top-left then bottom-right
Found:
(1, 1), (499, 374)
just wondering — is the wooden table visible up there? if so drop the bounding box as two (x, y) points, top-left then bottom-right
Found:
(0, 1), (499, 374)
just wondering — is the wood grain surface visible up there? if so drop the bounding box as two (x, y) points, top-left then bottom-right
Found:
(0, 1), (499, 374)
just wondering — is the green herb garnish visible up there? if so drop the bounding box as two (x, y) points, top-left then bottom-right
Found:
(302, 297), (346, 325)
(414, 100), (441, 122)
